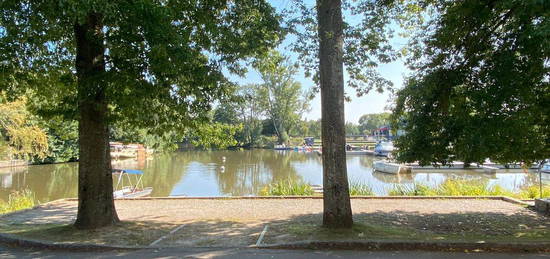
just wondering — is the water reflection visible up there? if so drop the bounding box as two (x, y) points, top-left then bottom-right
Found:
(0, 150), (546, 201)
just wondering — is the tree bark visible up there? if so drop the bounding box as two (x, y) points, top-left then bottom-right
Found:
(73, 13), (119, 229)
(316, 0), (353, 228)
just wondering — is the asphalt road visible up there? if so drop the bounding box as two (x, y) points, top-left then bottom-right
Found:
(1, 246), (550, 259)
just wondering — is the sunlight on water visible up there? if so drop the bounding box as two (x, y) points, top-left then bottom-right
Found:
(0, 150), (545, 201)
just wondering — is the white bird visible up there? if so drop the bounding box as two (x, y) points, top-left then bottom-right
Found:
(221, 156), (226, 163)
(220, 165), (225, 172)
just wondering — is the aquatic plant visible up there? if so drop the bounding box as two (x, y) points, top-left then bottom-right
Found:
(518, 185), (550, 199)
(260, 179), (314, 196)
(0, 189), (35, 214)
(388, 180), (517, 197)
(348, 180), (374, 196)
(388, 183), (437, 196)
(436, 180), (514, 196)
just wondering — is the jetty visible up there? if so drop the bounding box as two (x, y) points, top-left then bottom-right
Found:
(315, 150), (375, 156)
(372, 160), (535, 174)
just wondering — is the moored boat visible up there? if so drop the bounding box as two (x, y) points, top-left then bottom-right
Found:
(374, 141), (394, 157)
(112, 169), (153, 198)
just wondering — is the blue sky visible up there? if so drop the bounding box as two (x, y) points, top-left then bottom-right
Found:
(229, 0), (411, 124)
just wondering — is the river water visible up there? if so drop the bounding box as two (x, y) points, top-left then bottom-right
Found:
(0, 150), (545, 203)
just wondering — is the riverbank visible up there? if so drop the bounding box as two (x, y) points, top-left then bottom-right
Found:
(0, 197), (548, 249)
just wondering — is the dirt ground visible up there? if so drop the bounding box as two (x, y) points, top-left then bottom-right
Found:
(0, 198), (548, 247)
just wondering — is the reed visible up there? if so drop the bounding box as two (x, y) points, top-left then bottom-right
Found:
(349, 180), (374, 196)
(388, 180), (516, 197)
(388, 183), (437, 196)
(0, 189), (35, 214)
(260, 179), (314, 196)
(517, 185), (550, 199)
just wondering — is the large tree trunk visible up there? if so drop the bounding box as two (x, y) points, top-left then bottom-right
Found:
(74, 13), (119, 229)
(316, 0), (353, 228)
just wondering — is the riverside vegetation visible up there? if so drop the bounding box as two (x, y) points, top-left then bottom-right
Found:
(260, 178), (549, 199)
(0, 189), (35, 214)
(259, 179), (375, 196)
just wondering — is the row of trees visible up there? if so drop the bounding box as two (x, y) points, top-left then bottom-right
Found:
(1, 0), (546, 230)
(213, 51), (311, 146)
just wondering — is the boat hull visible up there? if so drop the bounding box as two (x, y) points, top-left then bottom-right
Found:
(114, 187), (153, 199)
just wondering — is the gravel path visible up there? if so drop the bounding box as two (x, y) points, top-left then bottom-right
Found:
(1, 198), (548, 247)
(118, 198), (541, 222)
(1, 198), (542, 224)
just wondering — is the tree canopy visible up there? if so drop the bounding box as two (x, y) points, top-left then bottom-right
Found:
(358, 113), (390, 134)
(0, 0), (282, 131)
(253, 51), (311, 144)
(0, 0), (282, 228)
(0, 96), (48, 160)
(392, 0), (549, 165)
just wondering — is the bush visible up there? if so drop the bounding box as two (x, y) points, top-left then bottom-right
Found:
(518, 185), (550, 199)
(0, 189), (35, 214)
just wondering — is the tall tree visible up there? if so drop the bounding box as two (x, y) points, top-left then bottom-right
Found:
(358, 113), (390, 134)
(1, 0), (281, 228)
(0, 96), (48, 160)
(392, 0), (549, 166)
(316, 0), (352, 228)
(286, 0), (423, 228)
(254, 51), (311, 144)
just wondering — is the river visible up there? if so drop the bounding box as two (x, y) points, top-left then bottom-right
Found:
(0, 150), (544, 203)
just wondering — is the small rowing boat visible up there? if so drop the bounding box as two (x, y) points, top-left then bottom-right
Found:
(112, 169), (153, 198)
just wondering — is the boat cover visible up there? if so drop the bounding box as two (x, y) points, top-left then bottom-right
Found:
(112, 169), (144, 175)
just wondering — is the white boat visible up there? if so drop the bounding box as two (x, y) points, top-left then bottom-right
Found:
(374, 141), (394, 157)
(274, 144), (292, 150)
(373, 160), (411, 174)
(112, 169), (153, 198)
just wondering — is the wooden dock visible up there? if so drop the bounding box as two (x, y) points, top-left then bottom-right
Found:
(315, 150), (375, 156)
(373, 160), (527, 174)
(0, 160), (28, 169)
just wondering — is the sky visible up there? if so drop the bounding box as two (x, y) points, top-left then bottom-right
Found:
(229, 0), (411, 124)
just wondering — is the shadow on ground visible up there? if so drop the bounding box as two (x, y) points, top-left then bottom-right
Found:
(1, 198), (549, 248)
(3, 210), (547, 248)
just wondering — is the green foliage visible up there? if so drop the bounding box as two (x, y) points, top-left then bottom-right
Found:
(388, 180), (516, 197)
(392, 0), (549, 165)
(0, 189), (35, 214)
(259, 178), (314, 196)
(110, 123), (180, 152)
(0, 96), (48, 160)
(253, 51), (312, 144)
(358, 113), (390, 134)
(519, 185), (550, 199)
(345, 122), (361, 136)
(349, 180), (374, 196)
(0, 0), (283, 142)
(39, 118), (79, 163)
(285, 0), (424, 94)
(388, 183), (437, 196)
(213, 85), (265, 147)
(188, 123), (241, 149)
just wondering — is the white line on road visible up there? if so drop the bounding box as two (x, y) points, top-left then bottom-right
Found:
(255, 224), (269, 246)
(149, 224), (186, 247)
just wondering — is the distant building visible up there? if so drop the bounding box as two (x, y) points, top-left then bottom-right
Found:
(372, 126), (405, 140)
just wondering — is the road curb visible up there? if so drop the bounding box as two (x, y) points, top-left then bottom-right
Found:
(258, 240), (550, 253)
(2, 231), (549, 253)
(0, 233), (148, 251)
